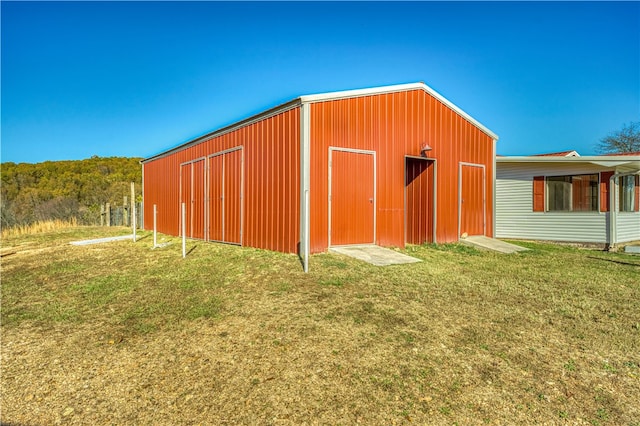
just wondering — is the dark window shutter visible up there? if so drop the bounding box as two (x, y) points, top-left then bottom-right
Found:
(533, 176), (545, 212)
(600, 171), (614, 212)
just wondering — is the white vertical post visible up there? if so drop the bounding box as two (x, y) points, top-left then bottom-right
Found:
(182, 202), (187, 258)
(304, 190), (310, 273)
(131, 182), (136, 242)
(153, 204), (157, 249)
(300, 102), (311, 273)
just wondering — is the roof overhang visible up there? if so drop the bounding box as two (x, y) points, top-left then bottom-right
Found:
(496, 155), (640, 172)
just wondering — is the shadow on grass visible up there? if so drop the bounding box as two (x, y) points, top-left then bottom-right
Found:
(186, 245), (198, 256)
(587, 256), (640, 267)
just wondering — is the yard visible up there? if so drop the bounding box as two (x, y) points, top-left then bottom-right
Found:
(1, 226), (639, 425)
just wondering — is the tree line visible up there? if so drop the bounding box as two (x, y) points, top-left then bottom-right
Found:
(1, 156), (142, 228)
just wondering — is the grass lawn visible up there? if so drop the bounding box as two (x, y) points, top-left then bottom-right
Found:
(1, 226), (639, 425)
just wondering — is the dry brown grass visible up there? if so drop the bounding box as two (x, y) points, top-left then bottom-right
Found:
(1, 227), (639, 425)
(1, 218), (79, 239)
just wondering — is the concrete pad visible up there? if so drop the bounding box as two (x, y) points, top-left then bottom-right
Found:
(329, 245), (421, 266)
(70, 235), (134, 246)
(625, 245), (640, 254)
(460, 236), (529, 254)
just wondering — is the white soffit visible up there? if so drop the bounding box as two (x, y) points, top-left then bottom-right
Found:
(497, 156), (640, 169)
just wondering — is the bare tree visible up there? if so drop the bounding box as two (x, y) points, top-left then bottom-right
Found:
(596, 121), (640, 154)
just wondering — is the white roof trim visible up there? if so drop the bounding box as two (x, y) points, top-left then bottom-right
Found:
(497, 155), (640, 170)
(497, 155), (640, 162)
(300, 82), (499, 141)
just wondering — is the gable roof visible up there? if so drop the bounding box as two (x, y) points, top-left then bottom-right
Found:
(142, 82), (498, 164)
(531, 150), (580, 157)
(299, 82), (498, 140)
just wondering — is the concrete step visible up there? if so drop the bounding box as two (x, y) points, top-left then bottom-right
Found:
(329, 245), (421, 266)
(460, 235), (529, 254)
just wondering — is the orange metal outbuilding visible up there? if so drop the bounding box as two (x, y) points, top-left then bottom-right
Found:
(142, 82), (498, 263)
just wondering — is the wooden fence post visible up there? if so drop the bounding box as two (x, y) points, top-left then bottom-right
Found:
(100, 204), (105, 226)
(123, 196), (129, 227)
(106, 203), (111, 227)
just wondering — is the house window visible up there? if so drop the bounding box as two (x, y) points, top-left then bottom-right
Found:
(619, 175), (636, 212)
(546, 174), (598, 212)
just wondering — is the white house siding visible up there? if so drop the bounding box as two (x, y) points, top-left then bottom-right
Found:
(616, 213), (640, 243)
(496, 163), (610, 243)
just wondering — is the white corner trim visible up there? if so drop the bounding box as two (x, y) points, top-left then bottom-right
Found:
(300, 103), (311, 272)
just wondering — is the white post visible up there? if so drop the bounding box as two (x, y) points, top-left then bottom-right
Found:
(182, 202), (186, 258)
(131, 182), (136, 242)
(304, 189), (310, 273)
(153, 204), (157, 248)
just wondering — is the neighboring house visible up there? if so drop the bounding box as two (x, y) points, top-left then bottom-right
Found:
(142, 82), (498, 265)
(495, 151), (640, 246)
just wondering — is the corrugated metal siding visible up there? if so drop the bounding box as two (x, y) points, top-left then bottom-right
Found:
(143, 108), (300, 253)
(309, 89), (494, 252)
(496, 163), (611, 243)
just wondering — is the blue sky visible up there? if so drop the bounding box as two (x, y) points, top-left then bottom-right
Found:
(2, 1), (639, 163)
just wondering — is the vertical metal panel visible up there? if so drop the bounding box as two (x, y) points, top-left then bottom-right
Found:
(329, 148), (375, 246)
(142, 107), (300, 253)
(309, 89), (494, 252)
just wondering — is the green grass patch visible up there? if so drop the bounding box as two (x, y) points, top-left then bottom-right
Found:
(2, 229), (639, 425)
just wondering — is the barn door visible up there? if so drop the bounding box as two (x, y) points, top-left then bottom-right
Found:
(179, 159), (205, 239)
(459, 163), (485, 237)
(329, 148), (375, 246)
(192, 159), (205, 239)
(405, 157), (434, 245)
(208, 147), (243, 245)
(180, 164), (191, 237)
